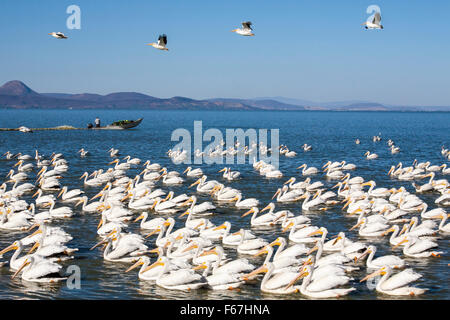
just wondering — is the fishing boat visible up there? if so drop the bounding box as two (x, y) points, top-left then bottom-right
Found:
(90, 118), (143, 130)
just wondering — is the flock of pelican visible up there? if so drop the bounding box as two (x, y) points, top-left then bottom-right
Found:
(0, 138), (448, 298)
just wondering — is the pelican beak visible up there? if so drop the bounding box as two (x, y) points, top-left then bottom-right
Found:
(260, 205), (271, 213)
(307, 230), (323, 237)
(272, 190), (280, 200)
(349, 220), (363, 231)
(12, 259), (31, 279)
(91, 192), (103, 201)
(145, 228), (161, 239)
(125, 259), (144, 273)
(57, 189), (65, 198)
(134, 214), (144, 223)
(380, 227), (395, 237)
(283, 178), (293, 185)
(297, 164), (305, 169)
(360, 269), (384, 282)
(284, 270), (308, 290)
(192, 263), (207, 271)
(332, 235), (342, 245)
(218, 168), (226, 173)
(253, 247), (268, 257)
(142, 259), (164, 273)
(349, 208), (363, 216)
(27, 241), (40, 254)
(212, 224), (226, 232)
(193, 221), (205, 230)
(189, 180), (201, 188)
(241, 208), (255, 218)
(282, 222), (294, 233)
(199, 249), (217, 257)
(90, 239), (107, 250)
(355, 249), (370, 263)
(0, 243), (19, 255)
(241, 265), (268, 281)
(32, 190), (39, 198)
(307, 245), (318, 255)
(393, 238), (408, 249)
(97, 218), (104, 230)
(26, 222), (40, 232)
(182, 243), (198, 253)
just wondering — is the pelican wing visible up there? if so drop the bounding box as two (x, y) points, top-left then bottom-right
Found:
(158, 34), (168, 46)
(307, 275), (350, 292)
(160, 269), (202, 286)
(242, 21), (253, 30)
(381, 269), (421, 291)
(265, 272), (298, 290)
(26, 261), (62, 279)
(372, 12), (381, 25)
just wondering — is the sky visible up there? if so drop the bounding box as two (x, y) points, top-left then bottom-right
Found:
(1, 0), (449, 106)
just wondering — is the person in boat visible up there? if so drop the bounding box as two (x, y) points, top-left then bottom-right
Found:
(95, 117), (101, 128)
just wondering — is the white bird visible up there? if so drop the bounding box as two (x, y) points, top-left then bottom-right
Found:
(48, 32), (68, 39)
(147, 34), (169, 51)
(362, 12), (383, 29)
(360, 266), (428, 296)
(12, 256), (67, 283)
(231, 21), (255, 36)
(356, 245), (405, 269)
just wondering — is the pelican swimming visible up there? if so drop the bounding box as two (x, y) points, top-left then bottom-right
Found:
(361, 266), (428, 296)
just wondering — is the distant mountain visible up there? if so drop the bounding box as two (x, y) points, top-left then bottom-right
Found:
(1, 81), (449, 111)
(0, 80), (39, 96)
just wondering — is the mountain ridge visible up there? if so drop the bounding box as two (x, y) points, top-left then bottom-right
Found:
(1, 81), (449, 112)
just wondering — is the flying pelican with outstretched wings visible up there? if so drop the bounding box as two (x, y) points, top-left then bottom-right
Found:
(232, 21), (255, 36)
(147, 34), (169, 51)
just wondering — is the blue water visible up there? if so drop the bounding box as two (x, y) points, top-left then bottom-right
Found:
(0, 110), (448, 299)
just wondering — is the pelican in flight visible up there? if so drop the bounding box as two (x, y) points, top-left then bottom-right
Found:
(231, 21), (255, 36)
(48, 32), (68, 39)
(362, 12), (383, 29)
(147, 34), (169, 51)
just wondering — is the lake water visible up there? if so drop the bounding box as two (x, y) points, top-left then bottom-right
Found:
(0, 109), (449, 299)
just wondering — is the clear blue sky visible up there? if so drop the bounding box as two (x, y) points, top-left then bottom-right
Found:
(1, 0), (449, 106)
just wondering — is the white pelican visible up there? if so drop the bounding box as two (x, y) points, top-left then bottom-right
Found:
(12, 256), (67, 283)
(218, 222), (256, 246)
(182, 195), (216, 215)
(231, 21), (254, 36)
(362, 12), (383, 29)
(430, 212), (450, 232)
(241, 207), (276, 227)
(242, 263), (303, 294)
(143, 257), (208, 290)
(395, 236), (443, 258)
(14, 160), (33, 172)
(235, 229), (269, 255)
(90, 234), (147, 263)
(58, 186), (84, 202)
(219, 167), (241, 180)
(361, 266), (428, 296)
(134, 212), (165, 231)
(233, 194), (259, 209)
(0, 240), (46, 270)
(32, 189), (56, 207)
(179, 209), (214, 230)
(80, 172), (103, 187)
(189, 175), (220, 193)
(356, 245), (405, 269)
(109, 159), (131, 171)
(75, 196), (101, 213)
(147, 34), (169, 51)
(42, 199), (74, 218)
(364, 151), (378, 159)
(48, 32), (68, 39)
(282, 220), (321, 244)
(183, 166), (203, 177)
(285, 265), (355, 298)
(273, 186), (303, 203)
(297, 164), (318, 176)
(192, 262), (245, 290)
